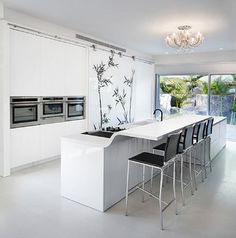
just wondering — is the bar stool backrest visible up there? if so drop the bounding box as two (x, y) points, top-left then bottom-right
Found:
(206, 117), (214, 137)
(198, 122), (206, 141)
(183, 125), (194, 150)
(193, 123), (200, 143)
(164, 131), (182, 163)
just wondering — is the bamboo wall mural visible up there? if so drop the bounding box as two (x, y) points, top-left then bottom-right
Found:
(93, 51), (118, 128)
(89, 49), (151, 130)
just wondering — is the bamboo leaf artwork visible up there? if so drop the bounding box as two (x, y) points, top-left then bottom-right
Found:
(112, 87), (128, 123)
(93, 52), (118, 128)
(124, 70), (135, 122)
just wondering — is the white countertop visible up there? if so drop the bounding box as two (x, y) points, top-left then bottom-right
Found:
(61, 115), (227, 148)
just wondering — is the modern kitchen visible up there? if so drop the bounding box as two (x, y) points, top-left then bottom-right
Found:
(0, 1), (236, 238)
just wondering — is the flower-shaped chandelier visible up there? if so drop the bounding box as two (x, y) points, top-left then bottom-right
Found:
(165, 25), (204, 50)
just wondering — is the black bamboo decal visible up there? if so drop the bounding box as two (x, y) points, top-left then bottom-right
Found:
(93, 52), (118, 128)
(124, 70), (135, 122)
(112, 87), (128, 123)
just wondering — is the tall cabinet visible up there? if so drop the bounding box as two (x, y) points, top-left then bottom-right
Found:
(9, 29), (88, 169)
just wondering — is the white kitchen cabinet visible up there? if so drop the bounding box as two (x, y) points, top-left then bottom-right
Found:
(40, 123), (65, 159)
(40, 120), (87, 159)
(211, 119), (227, 159)
(10, 30), (42, 96)
(10, 30), (88, 97)
(10, 120), (87, 169)
(40, 38), (66, 96)
(63, 44), (88, 96)
(10, 126), (41, 168)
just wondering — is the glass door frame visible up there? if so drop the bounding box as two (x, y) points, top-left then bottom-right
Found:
(155, 73), (236, 117)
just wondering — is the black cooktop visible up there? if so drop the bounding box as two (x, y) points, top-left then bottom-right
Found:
(82, 127), (126, 138)
(104, 127), (125, 132)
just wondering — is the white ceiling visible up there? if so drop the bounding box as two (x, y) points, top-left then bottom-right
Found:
(3, 0), (236, 56)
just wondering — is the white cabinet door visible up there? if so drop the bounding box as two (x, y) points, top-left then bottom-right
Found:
(134, 61), (155, 121)
(40, 123), (65, 159)
(219, 119), (227, 149)
(40, 120), (87, 159)
(63, 44), (88, 96)
(40, 38), (66, 96)
(10, 126), (41, 168)
(10, 30), (42, 96)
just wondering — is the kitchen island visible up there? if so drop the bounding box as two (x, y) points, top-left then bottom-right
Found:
(61, 115), (226, 211)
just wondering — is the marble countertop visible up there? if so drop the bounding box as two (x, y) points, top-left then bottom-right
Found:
(61, 115), (226, 148)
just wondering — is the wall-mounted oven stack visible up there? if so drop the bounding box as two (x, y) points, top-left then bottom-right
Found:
(10, 97), (40, 128)
(10, 96), (86, 128)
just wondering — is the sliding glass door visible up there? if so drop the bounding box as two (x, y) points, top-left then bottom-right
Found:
(209, 75), (236, 122)
(159, 75), (208, 118)
(157, 74), (236, 140)
(210, 75), (236, 140)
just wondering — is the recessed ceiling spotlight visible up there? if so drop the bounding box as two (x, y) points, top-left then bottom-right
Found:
(219, 48), (223, 50)
(165, 52), (169, 55)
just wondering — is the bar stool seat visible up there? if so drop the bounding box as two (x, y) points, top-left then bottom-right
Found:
(129, 152), (164, 167)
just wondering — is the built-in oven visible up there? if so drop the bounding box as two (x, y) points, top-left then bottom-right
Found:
(40, 97), (65, 124)
(65, 96), (85, 121)
(10, 97), (40, 128)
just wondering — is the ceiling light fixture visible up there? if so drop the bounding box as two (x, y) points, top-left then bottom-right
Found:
(165, 25), (204, 51)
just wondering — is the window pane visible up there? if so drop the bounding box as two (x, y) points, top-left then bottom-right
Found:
(209, 75), (236, 122)
(159, 75), (208, 118)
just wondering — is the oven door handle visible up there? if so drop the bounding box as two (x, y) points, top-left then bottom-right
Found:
(11, 103), (39, 106)
(41, 114), (65, 118)
(42, 102), (64, 104)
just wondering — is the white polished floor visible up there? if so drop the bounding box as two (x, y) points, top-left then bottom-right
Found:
(0, 142), (236, 238)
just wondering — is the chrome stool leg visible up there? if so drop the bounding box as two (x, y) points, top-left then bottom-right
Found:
(125, 161), (130, 216)
(142, 165), (145, 202)
(193, 146), (197, 191)
(204, 140), (207, 179)
(189, 149), (194, 195)
(150, 167), (154, 193)
(209, 137), (212, 172)
(159, 170), (164, 230)
(173, 160), (178, 215)
(180, 154), (185, 206)
(200, 142), (204, 182)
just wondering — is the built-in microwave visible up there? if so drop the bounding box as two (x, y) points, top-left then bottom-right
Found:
(10, 97), (40, 128)
(65, 96), (85, 121)
(40, 97), (65, 124)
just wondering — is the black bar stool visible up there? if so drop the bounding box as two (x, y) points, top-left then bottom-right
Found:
(192, 121), (206, 190)
(152, 125), (195, 206)
(125, 131), (182, 230)
(203, 117), (214, 177)
(179, 125), (195, 205)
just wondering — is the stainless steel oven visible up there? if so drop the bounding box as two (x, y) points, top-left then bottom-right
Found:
(40, 97), (65, 124)
(65, 96), (85, 121)
(10, 97), (40, 128)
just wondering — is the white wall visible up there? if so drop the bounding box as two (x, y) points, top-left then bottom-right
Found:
(0, 1), (3, 19)
(4, 8), (152, 61)
(156, 62), (236, 75)
(134, 61), (155, 121)
(0, 20), (10, 176)
(155, 50), (236, 74)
